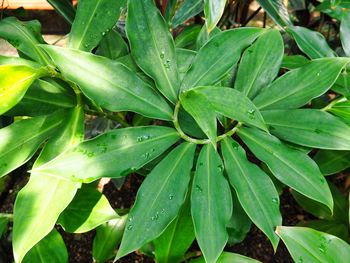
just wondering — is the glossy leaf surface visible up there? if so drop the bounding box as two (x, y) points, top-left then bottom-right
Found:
(276, 226), (350, 263)
(256, 0), (292, 27)
(33, 126), (180, 183)
(221, 137), (281, 250)
(341, 11), (350, 57)
(68, 0), (126, 51)
(58, 185), (118, 233)
(314, 150), (350, 176)
(262, 109), (350, 150)
(235, 29), (284, 99)
(254, 58), (350, 110)
(192, 144), (232, 262)
(237, 127), (333, 211)
(204, 0), (227, 32)
(126, 0), (180, 103)
(41, 46), (173, 120)
(173, 0), (204, 28)
(180, 28), (264, 91)
(47, 0), (76, 24)
(117, 143), (196, 258)
(0, 65), (40, 115)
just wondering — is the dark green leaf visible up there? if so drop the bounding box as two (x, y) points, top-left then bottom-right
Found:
(314, 150), (350, 176)
(180, 28), (265, 91)
(176, 48), (196, 81)
(256, 0), (292, 27)
(329, 100), (350, 125)
(68, 0), (126, 52)
(235, 29), (284, 99)
(301, 220), (349, 241)
(41, 45), (173, 120)
(0, 215), (9, 238)
(221, 137), (281, 250)
(33, 126), (180, 183)
(253, 58), (350, 110)
(175, 25), (202, 49)
(281, 55), (309, 69)
(96, 29), (129, 60)
(192, 144), (232, 262)
(47, 0), (76, 25)
(172, 0), (204, 28)
(116, 143), (196, 259)
(276, 226), (350, 262)
(126, 0), (180, 103)
(262, 109), (350, 150)
(237, 127), (333, 211)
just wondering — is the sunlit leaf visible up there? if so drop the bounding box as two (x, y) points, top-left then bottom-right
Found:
(204, 0), (227, 32)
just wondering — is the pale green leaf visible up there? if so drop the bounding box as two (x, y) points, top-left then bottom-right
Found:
(341, 11), (350, 57)
(204, 0), (227, 32)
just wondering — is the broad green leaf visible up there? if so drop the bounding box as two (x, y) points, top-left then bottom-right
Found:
(262, 109), (350, 150)
(47, 0), (76, 25)
(177, 108), (206, 138)
(13, 175), (80, 263)
(332, 73), (350, 98)
(287, 26), (336, 59)
(329, 100), (350, 125)
(0, 55), (41, 68)
(0, 215), (9, 238)
(281, 55), (309, 69)
(193, 86), (267, 131)
(172, 0), (204, 28)
(0, 17), (50, 65)
(204, 0), (227, 32)
(23, 229), (68, 263)
(221, 137), (281, 250)
(195, 25), (221, 51)
(5, 79), (76, 117)
(41, 45), (173, 120)
(237, 127), (333, 211)
(192, 144), (232, 262)
(126, 0), (180, 103)
(0, 65), (42, 115)
(175, 25), (202, 49)
(58, 185), (118, 233)
(96, 29), (129, 60)
(292, 183), (348, 224)
(256, 0), (292, 27)
(93, 216), (128, 263)
(235, 29), (284, 99)
(0, 112), (64, 178)
(153, 194), (195, 263)
(302, 220), (349, 241)
(192, 252), (261, 263)
(180, 91), (217, 146)
(314, 150), (350, 175)
(116, 143), (196, 259)
(176, 48), (196, 80)
(180, 28), (264, 91)
(341, 11), (350, 57)
(253, 58), (350, 110)
(33, 126), (180, 183)
(276, 226), (350, 262)
(68, 0), (126, 51)
(227, 189), (251, 245)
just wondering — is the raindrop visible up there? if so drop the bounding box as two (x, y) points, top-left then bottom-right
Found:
(315, 129), (322, 134)
(87, 152), (95, 158)
(128, 217), (133, 222)
(127, 225), (133, 230)
(168, 194), (174, 200)
(84, 43), (89, 48)
(217, 164), (224, 172)
(317, 72), (321, 76)
(231, 142), (239, 150)
(101, 31), (106, 36)
(195, 185), (203, 193)
(137, 136), (143, 142)
(151, 213), (159, 221)
(199, 162), (204, 166)
(142, 152), (150, 159)
(247, 109), (256, 119)
(160, 51), (165, 59)
(272, 197), (279, 204)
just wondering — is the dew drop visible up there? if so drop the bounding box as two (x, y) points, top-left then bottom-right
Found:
(168, 194), (174, 200)
(142, 152), (150, 159)
(231, 142), (239, 150)
(217, 164), (224, 172)
(199, 162), (204, 166)
(272, 197), (279, 204)
(195, 185), (203, 193)
(151, 213), (159, 221)
(160, 51), (165, 59)
(247, 109), (256, 119)
(315, 128), (322, 134)
(127, 225), (133, 230)
(101, 31), (106, 36)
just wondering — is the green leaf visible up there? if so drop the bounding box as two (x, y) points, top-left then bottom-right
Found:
(175, 25), (202, 49)
(281, 55), (309, 69)
(33, 126), (180, 183)
(68, 0), (126, 51)
(58, 185), (118, 233)
(0, 215), (9, 238)
(153, 194), (195, 263)
(276, 226), (350, 262)
(341, 11), (350, 57)
(96, 29), (129, 60)
(0, 112), (64, 178)
(180, 27), (264, 91)
(13, 175), (80, 263)
(204, 0), (227, 32)
(253, 58), (350, 110)
(262, 109), (350, 150)
(235, 29), (284, 99)
(47, 0), (76, 25)
(329, 100), (350, 125)
(0, 65), (41, 115)
(192, 252), (261, 263)
(41, 45), (173, 120)
(256, 0), (292, 27)
(221, 137), (281, 250)
(237, 127), (333, 211)
(172, 0), (204, 28)
(0, 55), (41, 68)
(0, 17), (50, 65)
(93, 216), (128, 263)
(301, 220), (349, 241)
(126, 0), (180, 103)
(116, 142), (196, 259)
(5, 79), (76, 117)
(191, 144), (232, 262)
(195, 25), (221, 51)
(314, 150), (350, 176)
(23, 229), (68, 263)
(180, 91), (217, 146)
(193, 86), (267, 131)
(287, 26), (336, 59)
(176, 48), (196, 80)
